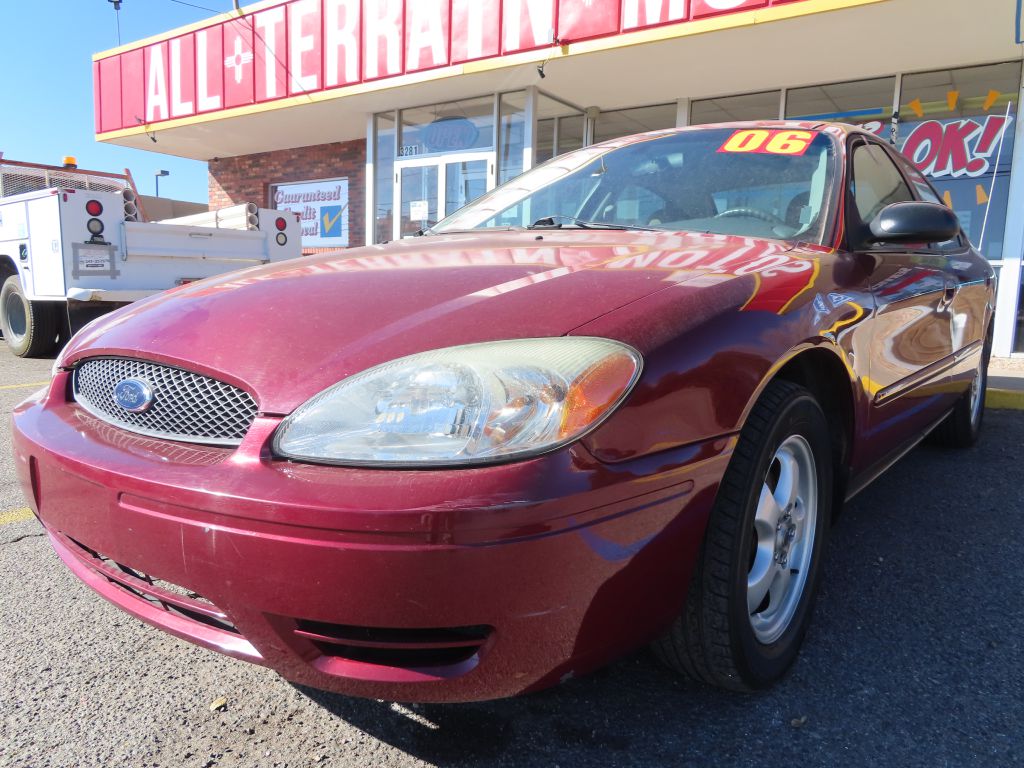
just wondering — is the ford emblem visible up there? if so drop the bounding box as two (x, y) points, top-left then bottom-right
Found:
(113, 378), (155, 413)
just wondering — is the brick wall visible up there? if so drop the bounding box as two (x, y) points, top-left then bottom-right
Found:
(208, 138), (366, 250)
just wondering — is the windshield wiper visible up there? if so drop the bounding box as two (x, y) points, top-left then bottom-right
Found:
(527, 215), (656, 232)
(423, 226), (520, 236)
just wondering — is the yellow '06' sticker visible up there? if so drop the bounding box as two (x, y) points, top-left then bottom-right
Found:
(718, 129), (817, 156)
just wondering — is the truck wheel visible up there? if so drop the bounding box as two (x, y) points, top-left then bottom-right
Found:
(1, 276), (59, 358)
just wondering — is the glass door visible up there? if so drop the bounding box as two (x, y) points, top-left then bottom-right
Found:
(398, 164), (438, 239)
(445, 158), (490, 217)
(394, 152), (495, 239)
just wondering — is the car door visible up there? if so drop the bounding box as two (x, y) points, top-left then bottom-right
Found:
(847, 138), (959, 451)
(894, 155), (993, 362)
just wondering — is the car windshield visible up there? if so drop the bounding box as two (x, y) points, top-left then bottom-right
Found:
(432, 127), (838, 244)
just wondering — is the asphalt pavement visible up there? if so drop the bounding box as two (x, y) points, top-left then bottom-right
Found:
(0, 346), (1021, 768)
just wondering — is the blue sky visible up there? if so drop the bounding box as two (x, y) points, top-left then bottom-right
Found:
(1, 0), (228, 203)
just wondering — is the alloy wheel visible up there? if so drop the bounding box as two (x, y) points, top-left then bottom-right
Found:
(968, 367), (984, 426)
(747, 434), (818, 645)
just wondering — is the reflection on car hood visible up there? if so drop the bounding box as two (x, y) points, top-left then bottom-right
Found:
(62, 230), (815, 413)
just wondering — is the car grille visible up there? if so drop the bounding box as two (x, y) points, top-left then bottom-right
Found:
(60, 532), (240, 636)
(72, 357), (258, 446)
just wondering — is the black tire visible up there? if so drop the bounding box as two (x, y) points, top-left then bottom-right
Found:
(1, 275), (59, 358)
(653, 379), (833, 691)
(930, 328), (992, 449)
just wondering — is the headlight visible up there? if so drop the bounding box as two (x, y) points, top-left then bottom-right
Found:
(273, 337), (642, 467)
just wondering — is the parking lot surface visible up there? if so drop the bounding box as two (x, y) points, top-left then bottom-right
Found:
(1, 347), (1021, 768)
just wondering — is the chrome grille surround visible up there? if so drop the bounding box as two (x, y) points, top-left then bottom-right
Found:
(72, 357), (258, 446)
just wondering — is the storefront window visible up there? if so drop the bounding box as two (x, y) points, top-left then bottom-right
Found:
(498, 92), (527, 184)
(536, 118), (555, 164)
(897, 62), (1021, 261)
(786, 77), (896, 123)
(536, 94), (584, 164)
(399, 96), (495, 159)
(558, 116), (585, 155)
(691, 90), (780, 124)
(594, 103), (676, 143)
(373, 112), (396, 244)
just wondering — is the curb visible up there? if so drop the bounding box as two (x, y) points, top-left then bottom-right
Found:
(986, 388), (1024, 410)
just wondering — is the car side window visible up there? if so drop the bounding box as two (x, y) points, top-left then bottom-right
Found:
(850, 142), (915, 224)
(896, 158), (965, 251)
(903, 163), (943, 205)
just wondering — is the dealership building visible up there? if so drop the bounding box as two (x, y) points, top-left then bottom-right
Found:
(92, 0), (1024, 355)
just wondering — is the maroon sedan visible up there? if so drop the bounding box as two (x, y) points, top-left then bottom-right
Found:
(12, 123), (993, 702)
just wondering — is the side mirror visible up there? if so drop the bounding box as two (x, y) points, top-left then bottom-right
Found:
(869, 201), (960, 244)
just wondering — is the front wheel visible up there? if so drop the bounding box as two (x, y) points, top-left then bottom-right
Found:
(653, 379), (832, 690)
(1, 275), (59, 358)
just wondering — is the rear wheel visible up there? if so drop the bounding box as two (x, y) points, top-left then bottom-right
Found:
(1, 275), (58, 358)
(931, 328), (992, 449)
(653, 379), (832, 690)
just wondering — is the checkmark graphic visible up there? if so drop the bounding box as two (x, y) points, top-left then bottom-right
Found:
(320, 204), (347, 237)
(322, 209), (342, 233)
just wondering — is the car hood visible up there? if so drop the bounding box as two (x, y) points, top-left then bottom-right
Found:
(62, 230), (805, 414)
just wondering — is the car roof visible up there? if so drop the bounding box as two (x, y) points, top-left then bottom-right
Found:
(607, 120), (873, 145)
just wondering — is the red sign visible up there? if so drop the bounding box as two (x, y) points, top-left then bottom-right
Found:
(691, 0), (768, 19)
(900, 116), (1013, 179)
(93, 0), (809, 134)
(558, 0), (621, 42)
(621, 0), (689, 30)
(718, 129), (816, 156)
(450, 0), (500, 62)
(858, 116), (1015, 179)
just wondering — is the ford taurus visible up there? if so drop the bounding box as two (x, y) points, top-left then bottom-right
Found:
(12, 122), (993, 702)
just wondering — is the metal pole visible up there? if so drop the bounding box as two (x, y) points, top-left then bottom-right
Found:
(990, 59), (1024, 357)
(980, 101), (1014, 250)
(675, 98), (690, 128)
(583, 106), (600, 146)
(108, 0), (123, 45)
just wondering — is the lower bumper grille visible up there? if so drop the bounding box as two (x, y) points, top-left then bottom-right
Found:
(293, 620), (492, 669)
(60, 533), (239, 636)
(52, 531), (491, 681)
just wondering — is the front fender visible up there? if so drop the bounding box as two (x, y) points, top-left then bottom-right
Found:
(571, 268), (871, 464)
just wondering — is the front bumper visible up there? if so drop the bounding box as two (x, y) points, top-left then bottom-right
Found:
(12, 374), (730, 702)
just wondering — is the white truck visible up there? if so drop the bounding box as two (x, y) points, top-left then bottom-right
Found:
(0, 159), (301, 357)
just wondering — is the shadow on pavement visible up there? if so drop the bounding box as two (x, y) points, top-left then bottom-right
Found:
(295, 413), (1024, 767)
